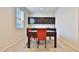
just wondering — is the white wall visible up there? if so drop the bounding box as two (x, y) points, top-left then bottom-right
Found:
(0, 7), (28, 51)
(78, 8), (79, 44)
(29, 12), (55, 17)
(55, 7), (78, 44)
(28, 12), (55, 28)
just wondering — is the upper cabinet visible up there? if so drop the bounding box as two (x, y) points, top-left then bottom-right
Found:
(28, 17), (55, 24)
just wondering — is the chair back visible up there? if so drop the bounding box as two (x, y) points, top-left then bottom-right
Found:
(37, 29), (46, 40)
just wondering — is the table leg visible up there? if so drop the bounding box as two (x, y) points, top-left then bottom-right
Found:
(54, 33), (57, 48)
(28, 36), (30, 48)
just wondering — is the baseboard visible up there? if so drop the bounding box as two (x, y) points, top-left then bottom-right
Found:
(59, 36), (79, 51)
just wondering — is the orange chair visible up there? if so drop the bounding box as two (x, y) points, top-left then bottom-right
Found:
(37, 29), (47, 48)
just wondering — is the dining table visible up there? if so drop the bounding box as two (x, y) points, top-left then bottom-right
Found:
(27, 28), (57, 48)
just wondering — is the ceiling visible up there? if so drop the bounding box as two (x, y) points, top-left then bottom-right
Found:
(26, 7), (58, 14)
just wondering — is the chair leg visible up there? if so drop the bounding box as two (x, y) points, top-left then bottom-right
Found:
(34, 37), (35, 40)
(37, 40), (39, 48)
(45, 40), (46, 48)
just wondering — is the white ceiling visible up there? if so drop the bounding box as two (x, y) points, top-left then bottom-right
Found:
(26, 7), (58, 14)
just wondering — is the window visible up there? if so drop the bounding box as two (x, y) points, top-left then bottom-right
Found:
(16, 8), (24, 29)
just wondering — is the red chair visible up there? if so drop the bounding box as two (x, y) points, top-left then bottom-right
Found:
(37, 29), (47, 48)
